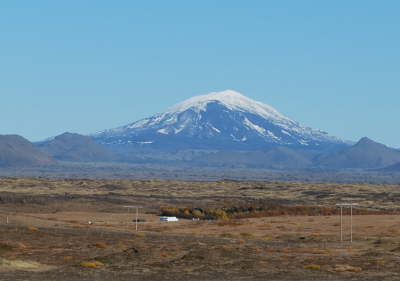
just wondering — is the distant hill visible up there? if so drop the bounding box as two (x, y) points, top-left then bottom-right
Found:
(0, 135), (55, 167)
(379, 162), (400, 172)
(190, 146), (314, 169)
(37, 132), (117, 162)
(315, 137), (400, 169)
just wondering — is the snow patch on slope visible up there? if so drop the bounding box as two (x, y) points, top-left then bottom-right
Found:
(210, 126), (221, 133)
(243, 118), (266, 135)
(266, 130), (281, 141)
(128, 119), (150, 129)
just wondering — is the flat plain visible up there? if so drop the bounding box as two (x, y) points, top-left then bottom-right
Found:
(1, 177), (400, 281)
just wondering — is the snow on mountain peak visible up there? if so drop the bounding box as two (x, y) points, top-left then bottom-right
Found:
(166, 90), (293, 124)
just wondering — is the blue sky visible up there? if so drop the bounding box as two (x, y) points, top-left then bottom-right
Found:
(1, 1), (399, 147)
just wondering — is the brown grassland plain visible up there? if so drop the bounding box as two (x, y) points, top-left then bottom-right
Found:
(1, 177), (400, 280)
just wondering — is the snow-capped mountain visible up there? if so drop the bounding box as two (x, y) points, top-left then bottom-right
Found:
(93, 90), (345, 150)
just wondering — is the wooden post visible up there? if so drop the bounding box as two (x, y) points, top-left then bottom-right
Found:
(136, 207), (138, 232)
(340, 206), (343, 244)
(350, 205), (353, 244)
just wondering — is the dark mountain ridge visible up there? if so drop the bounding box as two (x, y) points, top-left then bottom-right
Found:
(37, 132), (117, 162)
(0, 135), (55, 167)
(315, 137), (400, 169)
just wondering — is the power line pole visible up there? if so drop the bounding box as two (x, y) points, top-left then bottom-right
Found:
(135, 207), (138, 232)
(350, 204), (353, 243)
(123, 206), (142, 232)
(336, 203), (358, 245)
(340, 205), (343, 243)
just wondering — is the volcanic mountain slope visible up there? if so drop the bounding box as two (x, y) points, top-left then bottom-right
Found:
(0, 135), (55, 167)
(93, 90), (345, 151)
(380, 162), (400, 172)
(192, 146), (316, 169)
(37, 132), (117, 162)
(315, 137), (400, 169)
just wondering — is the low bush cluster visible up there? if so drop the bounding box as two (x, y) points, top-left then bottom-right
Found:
(80, 261), (104, 268)
(239, 232), (255, 238)
(333, 264), (362, 272)
(160, 202), (385, 220)
(160, 206), (229, 220)
(304, 264), (321, 270)
(134, 233), (146, 238)
(93, 242), (108, 249)
(27, 226), (39, 232)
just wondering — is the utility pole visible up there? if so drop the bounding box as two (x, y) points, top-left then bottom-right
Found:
(340, 205), (343, 243)
(123, 206), (142, 232)
(136, 207), (138, 232)
(336, 203), (358, 245)
(350, 204), (353, 243)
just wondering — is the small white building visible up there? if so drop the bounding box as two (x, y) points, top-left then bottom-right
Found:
(160, 216), (179, 222)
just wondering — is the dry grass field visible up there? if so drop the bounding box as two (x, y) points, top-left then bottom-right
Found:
(1, 177), (400, 280)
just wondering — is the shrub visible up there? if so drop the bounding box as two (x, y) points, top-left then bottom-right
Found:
(27, 226), (38, 232)
(240, 232), (255, 238)
(192, 210), (204, 217)
(220, 233), (235, 238)
(211, 209), (229, 220)
(81, 261), (104, 268)
(183, 209), (191, 216)
(304, 264), (321, 270)
(312, 249), (333, 255)
(262, 235), (273, 241)
(388, 228), (400, 233)
(94, 242), (108, 249)
(0, 258), (40, 269)
(17, 242), (28, 249)
(116, 241), (127, 249)
(333, 265), (362, 272)
(134, 233), (146, 238)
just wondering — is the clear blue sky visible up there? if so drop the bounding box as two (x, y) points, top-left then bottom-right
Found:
(1, 1), (399, 147)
